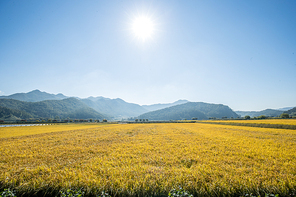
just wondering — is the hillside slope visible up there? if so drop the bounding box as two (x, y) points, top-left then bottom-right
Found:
(0, 106), (33, 120)
(285, 107), (296, 116)
(138, 102), (238, 120)
(0, 98), (105, 120)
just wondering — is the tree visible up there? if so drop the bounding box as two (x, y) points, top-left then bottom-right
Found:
(244, 115), (251, 120)
(280, 113), (289, 119)
(257, 115), (266, 119)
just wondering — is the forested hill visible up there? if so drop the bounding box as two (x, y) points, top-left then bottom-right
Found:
(138, 102), (239, 121)
(285, 107), (296, 116)
(0, 98), (105, 120)
(0, 89), (67, 102)
(0, 106), (33, 120)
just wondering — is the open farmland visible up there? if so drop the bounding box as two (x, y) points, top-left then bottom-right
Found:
(200, 119), (296, 130)
(201, 119), (296, 126)
(1, 122), (296, 196)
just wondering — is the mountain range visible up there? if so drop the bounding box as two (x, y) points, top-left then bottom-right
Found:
(0, 90), (189, 120)
(0, 90), (294, 121)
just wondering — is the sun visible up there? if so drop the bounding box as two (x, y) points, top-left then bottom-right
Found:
(131, 16), (155, 42)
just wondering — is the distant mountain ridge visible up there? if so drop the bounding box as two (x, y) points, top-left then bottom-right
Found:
(81, 97), (148, 119)
(138, 102), (239, 121)
(277, 107), (294, 111)
(142, 99), (189, 111)
(0, 90), (67, 102)
(235, 109), (285, 118)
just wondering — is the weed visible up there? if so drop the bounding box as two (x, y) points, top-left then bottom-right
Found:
(168, 187), (193, 197)
(0, 189), (15, 197)
(60, 189), (84, 197)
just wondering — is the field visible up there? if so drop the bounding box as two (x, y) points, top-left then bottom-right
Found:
(199, 119), (296, 130)
(200, 119), (296, 125)
(1, 122), (296, 196)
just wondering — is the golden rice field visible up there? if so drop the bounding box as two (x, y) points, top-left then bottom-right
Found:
(1, 122), (296, 196)
(201, 119), (296, 125)
(0, 124), (103, 138)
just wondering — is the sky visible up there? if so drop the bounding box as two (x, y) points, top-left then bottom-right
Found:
(0, 0), (295, 111)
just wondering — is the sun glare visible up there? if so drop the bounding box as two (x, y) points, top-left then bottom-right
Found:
(132, 16), (155, 42)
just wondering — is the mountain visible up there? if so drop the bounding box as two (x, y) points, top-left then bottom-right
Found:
(81, 97), (148, 119)
(285, 107), (296, 116)
(0, 90), (67, 102)
(138, 102), (238, 121)
(142, 99), (189, 111)
(0, 98), (105, 120)
(235, 109), (284, 118)
(0, 106), (34, 120)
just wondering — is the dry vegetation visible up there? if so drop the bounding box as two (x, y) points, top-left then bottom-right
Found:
(1, 122), (296, 196)
(199, 119), (296, 130)
(0, 124), (102, 138)
(201, 119), (296, 125)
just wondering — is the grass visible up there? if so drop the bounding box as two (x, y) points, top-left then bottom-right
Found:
(1, 122), (296, 196)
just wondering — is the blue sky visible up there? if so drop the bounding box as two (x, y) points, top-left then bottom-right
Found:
(0, 0), (295, 111)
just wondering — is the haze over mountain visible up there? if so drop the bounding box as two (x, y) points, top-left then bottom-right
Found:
(141, 99), (189, 111)
(138, 102), (239, 121)
(81, 97), (148, 119)
(276, 107), (294, 111)
(0, 98), (105, 120)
